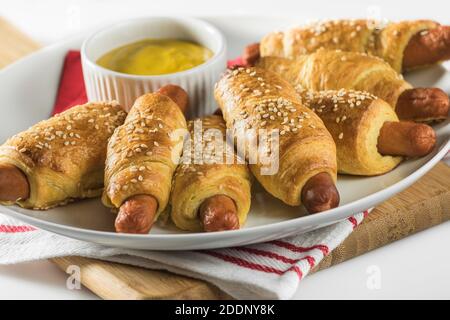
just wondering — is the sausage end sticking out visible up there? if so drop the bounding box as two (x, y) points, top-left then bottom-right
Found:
(199, 195), (239, 232)
(0, 164), (30, 202)
(115, 195), (158, 234)
(403, 26), (450, 70)
(396, 88), (449, 122)
(242, 43), (261, 66)
(301, 173), (340, 214)
(378, 121), (436, 157)
(157, 84), (189, 115)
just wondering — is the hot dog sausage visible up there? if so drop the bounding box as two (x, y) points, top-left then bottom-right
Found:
(157, 84), (189, 115)
(403, 26), (450, 70)
(378, 121), (436, 157)
(0, 164), (30, 202)
(115, 194), (158, 234)
(243, 42), (261, 67)
(199, 195), (239, 232)
(301, 173), (340, 214)
(396, 88), (449, 122)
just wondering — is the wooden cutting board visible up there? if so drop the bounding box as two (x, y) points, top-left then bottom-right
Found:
(1, 16), (450, 300)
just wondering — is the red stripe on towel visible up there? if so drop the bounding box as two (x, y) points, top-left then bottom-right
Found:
(348, 216), (358, 229)
(0, 225), (36, 233)
(270, 240), (329, 255)
(288, 265), (303, 279)
(232, 247), (316, 267)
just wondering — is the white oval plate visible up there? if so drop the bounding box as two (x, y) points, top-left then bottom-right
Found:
(0, 16), (449, 250)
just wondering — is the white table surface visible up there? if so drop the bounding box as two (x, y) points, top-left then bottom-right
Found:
(0, 0), (449, 300)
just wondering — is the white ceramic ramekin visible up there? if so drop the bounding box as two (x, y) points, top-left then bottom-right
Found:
(81, 17), (227, 117)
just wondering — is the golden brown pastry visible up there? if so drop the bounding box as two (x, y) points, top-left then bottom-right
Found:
(102, 86), (187, 233)
(260, 19), (441, 73)
(296, 88), (436, 175)
(256, 50), (449, 122)
(215, 67), (340, 214)
(0, 102), (126, 209)
(170, 115), (252, 232)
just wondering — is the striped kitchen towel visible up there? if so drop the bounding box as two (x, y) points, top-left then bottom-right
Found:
(0, 211), (367, 299)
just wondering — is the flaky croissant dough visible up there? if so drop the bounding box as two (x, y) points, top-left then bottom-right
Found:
(261, 19), (438, 73)
(102, 93), (187, 220)
(0, 102), (126, 209)
(256, 50), (411, 110)
(215, 67), (337, 206)
(297, 88), (402, 175)
(170, 115), (252, 231)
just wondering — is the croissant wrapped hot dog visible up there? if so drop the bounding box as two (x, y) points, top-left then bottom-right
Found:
(215, 67), (339, 214)
(296, 88), (436, 175)
(102, 85), (188, 234)
(170, 115), (252, 232)
(0, 102), (126, 209)
(255, 50), (449, 122)
(259, 19), (450, 73)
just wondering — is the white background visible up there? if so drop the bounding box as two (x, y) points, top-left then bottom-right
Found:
(0, 0), (449, 299)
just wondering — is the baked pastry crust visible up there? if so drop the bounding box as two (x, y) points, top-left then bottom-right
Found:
(170, 115), (252, 231)
(0, 102), (126, 209)
(102, 93), (187, 219)
(215, 67), (337, 206)
(297, 88), (402, 175)
(261, 19), (439, 72)
(256, 50), (411, 110)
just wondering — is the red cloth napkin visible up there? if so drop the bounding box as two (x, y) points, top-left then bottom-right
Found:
(53, 51), (245, 115)
(52, 51), (87, 115)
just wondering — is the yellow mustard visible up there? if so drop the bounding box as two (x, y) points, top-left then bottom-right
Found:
(96, 38), (213, 76)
